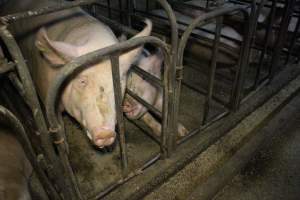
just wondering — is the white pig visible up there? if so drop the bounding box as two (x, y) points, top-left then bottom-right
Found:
(123, 49), (188, 137)
(0, 0), (152, 148)
(0, 129), (33, 200)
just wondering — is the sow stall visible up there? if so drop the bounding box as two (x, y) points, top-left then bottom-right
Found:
(0, 0), (298, 199)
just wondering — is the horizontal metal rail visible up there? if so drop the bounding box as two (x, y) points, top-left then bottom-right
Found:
(0, 0), (97, 24)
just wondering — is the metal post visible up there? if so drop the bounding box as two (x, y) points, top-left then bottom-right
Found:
(202, 17), (223, 125)
(110, 54), (128, 173)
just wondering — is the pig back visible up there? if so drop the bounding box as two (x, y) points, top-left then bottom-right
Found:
(0, 0), (101, 102)
(0, 128), (32, 200)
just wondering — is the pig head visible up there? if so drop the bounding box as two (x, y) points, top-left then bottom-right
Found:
(123, 49), (163, 120)
(34, 17), (152, 148)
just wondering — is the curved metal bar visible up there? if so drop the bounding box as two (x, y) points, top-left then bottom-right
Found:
(0, 106), (60, 200)
(0, 26), (74, 198)
(0, 0), (97, 24)
(45, 35), (170, 193)
(175, 4), (249, 148)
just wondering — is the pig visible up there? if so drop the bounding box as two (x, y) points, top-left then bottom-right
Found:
(0, 128), (33, 200)
(123, 48), (188, 137)
(0, 0), (152, 148)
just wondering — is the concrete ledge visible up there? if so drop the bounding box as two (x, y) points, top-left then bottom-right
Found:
(186, 72), (300, 200)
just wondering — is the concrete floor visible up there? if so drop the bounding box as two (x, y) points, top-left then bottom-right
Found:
(144, 89), (300, 200)
(214, 93), (300, 200)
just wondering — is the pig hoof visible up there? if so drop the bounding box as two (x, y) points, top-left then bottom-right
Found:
(178, 125), (189, 137)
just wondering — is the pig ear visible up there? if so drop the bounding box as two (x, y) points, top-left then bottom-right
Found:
(119, 19), (152, 76)
(35, 28), (79, 67)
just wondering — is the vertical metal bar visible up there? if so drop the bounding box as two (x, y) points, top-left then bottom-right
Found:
(254, 0), (277, 88)
(269, 0), (296, 80)
(107, 0), (111, 19)
(126, 0), (132, 27)
(110, 54), (128, 172)
(230, 10), (252, 110)
(155, 0), (179, 156)
(146, 0), (150, 12)
(161, 50), (171, 159)
(0, 27), (68, 197)
(202, 17), (223, 125)
(118, 0), (123, 23)
(285, 14), (300, 64)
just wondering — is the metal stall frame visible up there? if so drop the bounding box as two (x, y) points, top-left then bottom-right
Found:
(0, 105), (60, 200)
(0, 0), (178, 199)
(174, 5), (252, 146)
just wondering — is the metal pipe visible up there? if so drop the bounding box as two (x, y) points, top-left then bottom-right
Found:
(0, 26), (68, 199)
(0, 106), (60, 200)
(110, 54), (128, 172)
(202, 16), (223, 125)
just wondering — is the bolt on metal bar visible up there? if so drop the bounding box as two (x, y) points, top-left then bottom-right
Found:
(110, 54), (128, 172)
(202, 16), (223, 125)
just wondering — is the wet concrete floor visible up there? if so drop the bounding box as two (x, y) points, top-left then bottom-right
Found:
(214, 93), (300, 200)
(145, 92), (300, 200)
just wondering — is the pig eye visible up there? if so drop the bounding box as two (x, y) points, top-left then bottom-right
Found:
(76, 76), (88, 88)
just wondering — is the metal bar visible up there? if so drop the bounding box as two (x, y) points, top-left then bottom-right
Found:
(111, 54), (128, 172)
(0, 106), (61, 200)
(181, 80), (229, 108)
(269, 0), (296, 80)
(0, 0), (97, 24)
(0, 26), (68, 199)
(131, 65), (163, 87)
(229, 5), (253, 110)
(106, 0), (112, 19)
(0, 61), (15, 75)
(202, 16), (223, 125)
(126, 88), (162, 118)
(285, 14), (300, 63)
(254, 0), (276, 88)
(92, 154), (161, 200)
(177, 110), (230, 145)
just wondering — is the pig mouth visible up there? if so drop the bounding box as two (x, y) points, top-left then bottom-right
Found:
(85, 129), (115, 149)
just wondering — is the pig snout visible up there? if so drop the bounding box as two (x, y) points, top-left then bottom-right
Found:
(92, 127), (116, 148)
(123, 98), (142, 119)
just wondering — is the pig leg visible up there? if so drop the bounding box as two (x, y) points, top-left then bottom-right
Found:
(140, 112), (189, 137)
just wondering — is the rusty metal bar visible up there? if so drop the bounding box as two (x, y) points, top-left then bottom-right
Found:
(0, 106), (61, 200)
(0, 26), (70, 199)
(202, 16), (223, 125)
(110, 54), (128, 172)
(0, 0), (97, 24)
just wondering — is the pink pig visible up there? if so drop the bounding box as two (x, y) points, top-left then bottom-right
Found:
(123, 49), (188, 137)
(1, 0), (152, 148)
